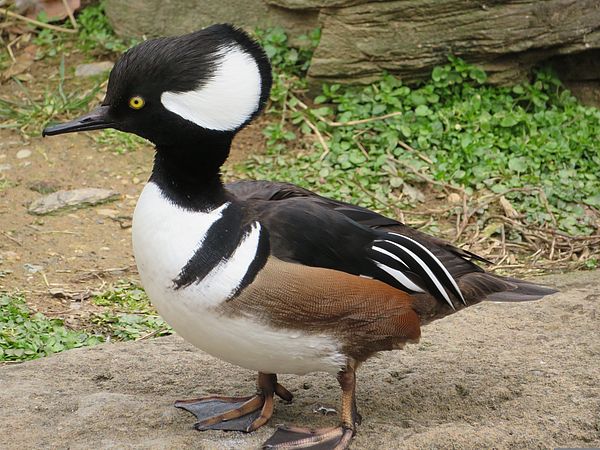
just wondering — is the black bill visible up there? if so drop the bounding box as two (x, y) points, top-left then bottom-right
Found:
(42, 105), (115, 136)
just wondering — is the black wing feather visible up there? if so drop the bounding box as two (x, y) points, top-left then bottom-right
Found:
(227, 180), (556, 305)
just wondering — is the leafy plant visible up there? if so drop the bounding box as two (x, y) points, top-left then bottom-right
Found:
(32, 1), (132, 57)
(76, 1), (135, 55)
(32, 11), (70, 58)
(255, 27), (320, 76)
(92, 280), (152, 313)
(90, 312), (171, 341)
(91, 281), (172, 340)
(0, 294), (103, 361)
(239, 43), (600, 237)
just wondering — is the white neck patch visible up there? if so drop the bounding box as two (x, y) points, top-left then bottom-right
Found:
(160, 45), (262, 131)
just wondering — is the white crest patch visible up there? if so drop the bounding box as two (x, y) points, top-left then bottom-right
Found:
(160, 45), (262, 131)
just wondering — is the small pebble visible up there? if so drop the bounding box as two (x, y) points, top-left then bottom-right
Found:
(75, 61), (114, 77)
(16, 149), (32, 159)
(448, 192), (462, 204)
(23, 263), (43, 274)
(313, 405), (337, 416)
(0, 163), (12, 172)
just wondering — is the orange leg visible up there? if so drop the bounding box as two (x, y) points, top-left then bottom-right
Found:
(175, 372), (292, 433)
(263, 360), (360, 449)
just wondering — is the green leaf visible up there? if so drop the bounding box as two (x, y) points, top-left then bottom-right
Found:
(500, 116), (518, 127)
(469, 68), (487, 84)
(508, 157), (528, 172)
(410, 93), (427, 106)
(415, 105), (431, 117)
(584, 194), (600, 207)
(432, 66), (445, 82)
(399, 125), (412, 138)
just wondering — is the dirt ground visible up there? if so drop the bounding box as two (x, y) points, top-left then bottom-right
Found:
(0, 270), (598, 449)
(0, 121), (264, 325)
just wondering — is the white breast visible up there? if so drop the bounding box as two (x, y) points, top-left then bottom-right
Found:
(132, 182), (346, 375)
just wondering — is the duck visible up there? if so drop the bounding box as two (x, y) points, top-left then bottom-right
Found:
(43, 23), (557, 449)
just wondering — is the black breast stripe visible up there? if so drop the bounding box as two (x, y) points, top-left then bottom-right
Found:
(173, 203), (245, 290)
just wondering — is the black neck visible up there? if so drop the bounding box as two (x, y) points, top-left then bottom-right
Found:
(149, 132), (233, 211)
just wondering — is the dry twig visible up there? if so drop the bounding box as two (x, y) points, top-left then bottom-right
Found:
(60, 0), (78, 29)
(0, 7), (77, 33)
(1, 230), (22, 246)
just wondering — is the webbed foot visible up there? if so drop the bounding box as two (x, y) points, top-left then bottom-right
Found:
(263, 425), (353, 449)
(175, 373), (292, 432)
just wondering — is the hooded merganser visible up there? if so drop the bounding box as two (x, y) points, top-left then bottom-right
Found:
(43, 24), (557, 449)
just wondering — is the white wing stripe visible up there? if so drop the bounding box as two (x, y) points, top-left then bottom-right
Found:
(379, 240), (454, 309)
(372, 261), (426, 293)
(388, 233), (466, 305)
(371, 245), (410, 269)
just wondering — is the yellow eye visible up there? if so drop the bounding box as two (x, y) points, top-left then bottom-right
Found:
(128, 96), (145, 110)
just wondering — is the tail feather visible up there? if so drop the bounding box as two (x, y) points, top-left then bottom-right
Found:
(459, 272), (558, 303)
(484, 276), (558, 302)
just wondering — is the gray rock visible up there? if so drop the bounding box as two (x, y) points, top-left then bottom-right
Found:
(105, 0), (600, 92)
(75, 61), (114, 77)
(105, 0), (318, 40)
(28, 188), (120, 215)
(0, 270), (598, 449)
(308, 0), (600, 86)
(23, 263), (44, 274)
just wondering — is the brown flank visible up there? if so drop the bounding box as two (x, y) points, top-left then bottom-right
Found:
(220, 257), (422, 362)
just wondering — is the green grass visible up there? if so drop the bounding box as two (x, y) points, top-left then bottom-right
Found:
(91, 280), (172, 340)
(0, 1), (138, 139)
(0, 57), (101, 136)
(92, 129), (149, 154)
(75, 1), (136, 55)
(0, 177), (17, 191)
(0, 294), (103, 361)
(33, 1), (134, 58)
(0, 46), (10, 72)
(0, 283), (172, 362)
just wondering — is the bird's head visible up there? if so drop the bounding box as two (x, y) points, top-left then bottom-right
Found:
(43, 24), (272, 149)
